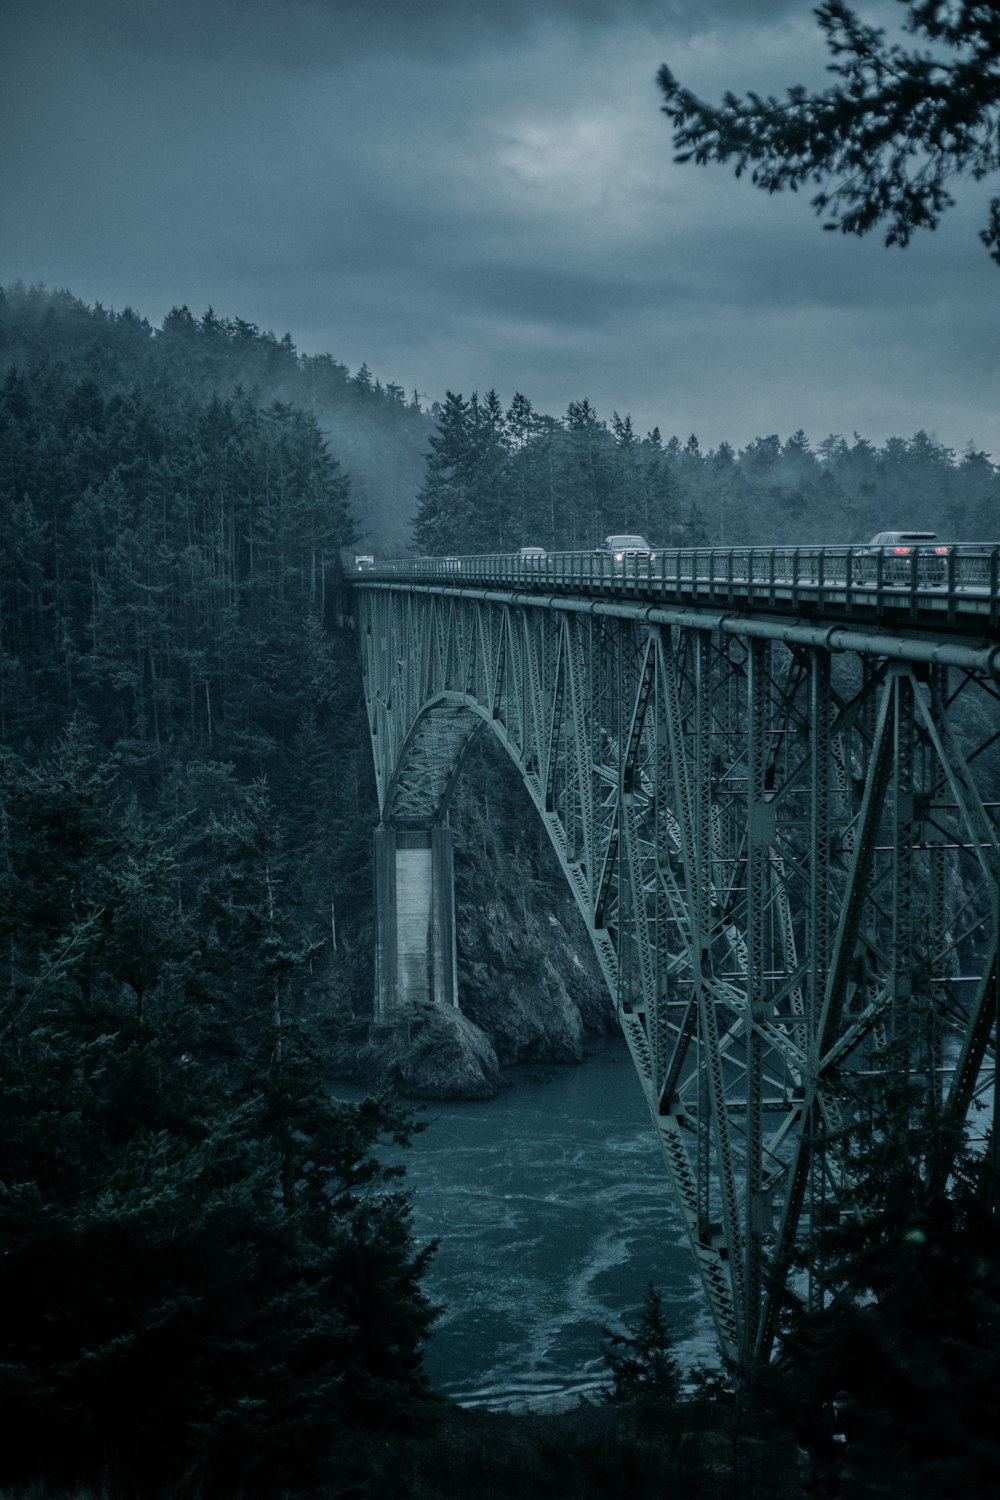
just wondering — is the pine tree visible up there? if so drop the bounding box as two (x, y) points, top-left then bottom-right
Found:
(412, 390), (473, 554)
(0, 735), (438, 1493)
(658, 3), (1000, 264)
(601, 1282), (682, 1412)
(777, 1030), (1000, 1484)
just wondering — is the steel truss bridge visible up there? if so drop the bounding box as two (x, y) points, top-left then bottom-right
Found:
(350, 545), (1000, 1369)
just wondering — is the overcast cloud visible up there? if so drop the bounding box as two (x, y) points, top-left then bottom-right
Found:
(3, 0), (998, 457)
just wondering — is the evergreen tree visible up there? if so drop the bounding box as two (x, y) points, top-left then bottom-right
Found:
(470, 388), (513, 550)
(0, 734), (437, 1493)
(562, 398), (612, 547)
(601, 1282), (682, 1412)
(777, 1031), (1000, 1484)
(658, 2), (1000, 264)
(412, 390), (473, 553)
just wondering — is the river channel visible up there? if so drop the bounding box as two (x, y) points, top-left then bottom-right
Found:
(338, 1034), (718, 1411)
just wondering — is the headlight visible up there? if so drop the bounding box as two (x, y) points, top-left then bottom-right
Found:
(614, 551), (624, 562)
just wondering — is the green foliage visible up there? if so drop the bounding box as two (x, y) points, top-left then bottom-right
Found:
(658, 2), (1000, 263)
(0, 735), (437, 1493)
(776, 1034), (1000, 1485)
(0, 283), (384, 1011)
(0, 325), (355, 750)
(411, 386), (999, 557)
(601, 1282), (681, 1413)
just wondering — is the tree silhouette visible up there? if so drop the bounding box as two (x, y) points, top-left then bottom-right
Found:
(601, 1282), (681, 1411)
(658, 2), (1000, 262)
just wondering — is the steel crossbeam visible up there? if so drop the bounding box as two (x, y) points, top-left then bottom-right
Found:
(353, 577), (1000, 1369)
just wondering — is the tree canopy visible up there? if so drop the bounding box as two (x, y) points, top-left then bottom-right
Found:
(658, 2), (1000, 262)
(0, 286), (439, 1493)
(0, 731), (438, 1492)
(601, 1282), (681, 1413)
(412, 386), (998, 556)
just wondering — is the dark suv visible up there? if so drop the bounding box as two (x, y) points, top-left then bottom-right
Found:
(854, 531), (949, 585)
(598, 533), (656, 566)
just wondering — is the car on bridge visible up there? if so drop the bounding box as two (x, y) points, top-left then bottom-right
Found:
(598, 533), (657, 566)
(518, 545), (547, 567)
(354, 554), (375, 572)
(854, 531), (950, 585)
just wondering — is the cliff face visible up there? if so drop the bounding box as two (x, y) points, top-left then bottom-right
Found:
(336, 733), (617, 1100)
(333, 894), (614, 1101)
(457, 896), (614, 1069)
(400, 890), (613, 1099)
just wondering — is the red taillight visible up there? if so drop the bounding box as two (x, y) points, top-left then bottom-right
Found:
(934, 546), (948, 555)
(892, 546), (910, 555)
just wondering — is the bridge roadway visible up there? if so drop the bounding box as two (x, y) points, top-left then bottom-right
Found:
(348, 545), (1000, 1371)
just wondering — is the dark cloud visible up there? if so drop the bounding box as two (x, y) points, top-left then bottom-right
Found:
(441, 263), (659, 327)
(2, 0), (998, 456)
(8, 0), (804, 67)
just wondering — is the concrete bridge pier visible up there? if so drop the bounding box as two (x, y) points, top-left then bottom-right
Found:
(372, 824), (459, 1023)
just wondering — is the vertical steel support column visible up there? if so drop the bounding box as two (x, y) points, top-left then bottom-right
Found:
(653, 629), (672, 1089)
(694, 631), (713, 1240)
(615, 620), (633, 1009)
(891, 670), (916, 1048)
(695, 632), (746, 1338)
(926, 665), (948, 1113)
(745, 637), (770, 1354)
(564, 615), (590, 870)
(803, 648), (832, 1322)
(807, 650), (832, 1060)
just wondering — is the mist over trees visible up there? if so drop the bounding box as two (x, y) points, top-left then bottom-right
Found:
(2, 279), (999, 1492)
(413, 387), (999, 555)
(0, 283), (438, 1492)
(0, 281), (431, 555)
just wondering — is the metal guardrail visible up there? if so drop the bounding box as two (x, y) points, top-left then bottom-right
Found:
(353, 544), (1000, 632)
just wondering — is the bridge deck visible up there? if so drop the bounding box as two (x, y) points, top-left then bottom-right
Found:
(355, 544), (1000, 638)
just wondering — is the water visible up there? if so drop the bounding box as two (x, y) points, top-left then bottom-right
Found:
(338, 1035), (718, 1410)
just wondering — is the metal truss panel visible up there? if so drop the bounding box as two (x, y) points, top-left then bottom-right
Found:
(354, 581), (1000, 1370)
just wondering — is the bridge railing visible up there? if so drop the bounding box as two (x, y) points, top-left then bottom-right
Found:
(354, 544), (1000, 626)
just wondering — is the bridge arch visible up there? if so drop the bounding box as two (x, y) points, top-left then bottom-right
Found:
(381, 694), (482, 828)
(354, 570), (1000, 1370)
(381, 685), (621, 989)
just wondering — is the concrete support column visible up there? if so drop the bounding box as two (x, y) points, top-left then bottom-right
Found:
(373, 824), (459, 1022)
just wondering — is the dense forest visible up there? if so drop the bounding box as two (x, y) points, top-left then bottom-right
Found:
(412, 390), (1000, 556)
(1, 281), (999, 1497)
(0, 284), (436, 1492)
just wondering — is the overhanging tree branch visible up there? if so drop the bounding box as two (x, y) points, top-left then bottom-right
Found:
(657, 1), (1000, 262)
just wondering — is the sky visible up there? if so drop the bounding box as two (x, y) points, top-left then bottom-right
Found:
(3, 0), (999, 457)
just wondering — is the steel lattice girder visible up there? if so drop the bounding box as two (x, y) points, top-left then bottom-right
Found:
(356, 583), (1000, 1368)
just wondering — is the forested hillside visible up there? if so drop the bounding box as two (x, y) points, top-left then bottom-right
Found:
(0, 284), (385, 980)
(0, 284), (438, 1492)
(3, 281), (998, 1494)
(0, 283), (431, 553)
(413, 391), (999, 554)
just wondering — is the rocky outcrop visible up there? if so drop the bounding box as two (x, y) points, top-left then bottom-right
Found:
(456, 894), (615, 1067)
(330, 1004), (502, 1101)
(391, 1004), (502, 1100)
(330, 895), (615, 1101)
(332, 725), (618, 1098)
